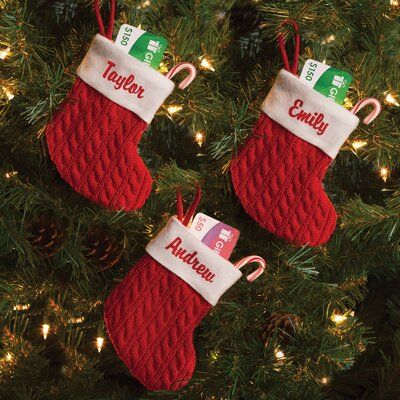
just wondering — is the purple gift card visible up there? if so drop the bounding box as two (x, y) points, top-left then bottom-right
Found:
(189, 213), (240, 260)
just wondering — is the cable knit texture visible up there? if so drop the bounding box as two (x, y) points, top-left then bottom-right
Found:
(46, 78), (152, 211)
(230, 113), (337, 246)
(104, 254), (211, 391)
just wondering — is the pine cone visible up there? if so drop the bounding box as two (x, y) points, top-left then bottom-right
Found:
(83, 226), (123, 271)
(27, 214), (65, 257)
(261, 313), (300, 346)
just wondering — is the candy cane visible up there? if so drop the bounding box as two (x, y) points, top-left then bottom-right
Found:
(234, 255), (266, 282)
(165, 62), (197, 90)
(351, 97), (381, 125)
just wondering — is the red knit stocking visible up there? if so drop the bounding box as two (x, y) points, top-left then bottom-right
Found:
(104, 189), (265, 390)
(230, 20), (362, 246)
(46, 0), (195, 211)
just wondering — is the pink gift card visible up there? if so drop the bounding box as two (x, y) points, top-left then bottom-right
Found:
(189, 213), (240, 260)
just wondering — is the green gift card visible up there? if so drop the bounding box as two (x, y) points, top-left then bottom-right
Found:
(115, 24), (168, 70)
(300, 59), (352, 105)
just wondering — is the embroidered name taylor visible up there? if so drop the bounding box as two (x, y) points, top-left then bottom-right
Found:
(288, 98), (329, 135)
(102, 60), (145, 99)
(165, 237), (216, 283)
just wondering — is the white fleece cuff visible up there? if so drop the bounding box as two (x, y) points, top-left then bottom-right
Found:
(145, 217), (242, 306)
(76, 34), (174, 124)
(261, 69), (359, 158)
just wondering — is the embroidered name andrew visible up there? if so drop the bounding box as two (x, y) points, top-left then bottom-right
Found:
(165, 237), (216, 283)
(288, 98), (329, 135)
(102, 60), (145, 99)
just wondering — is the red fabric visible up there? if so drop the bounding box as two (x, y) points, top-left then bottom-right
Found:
(104, 254), (211, 391)
(46, 78), (152, 211)
(230, 113), (337, 246)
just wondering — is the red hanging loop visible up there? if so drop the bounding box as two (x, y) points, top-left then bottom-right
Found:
(183, 186), (201, 226)
(176, 188), (184, 222)
(175, 186), (202, 227)
(277, 19), (300, 75)
(94, 0), (116, 39)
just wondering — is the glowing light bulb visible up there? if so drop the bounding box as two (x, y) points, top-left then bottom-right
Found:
(5, 352), (13, 361)
(13, 303), (30, 311)
(195, 131), (205, 146)
(380, 167), (389, 182)
(274, 348), (285, 360)
(68, 316), (85, 324)
(322, 35), (336, 44)
(5, 171), (18, 179)
(3, 87), (14, 100)
(321, 376), (330, 385)
(200, 57), (215, 72)
(96, 337), (104, 353)
(167, 105), (183, 114)
(390, 0), (398, 6)
(331, 313), (347, 324)
(385, 93), (399, 106)
(351, 140), (367, 150)
(42, 323), (50, 339)
(0, 47), (10, 60)
(137, 0), (151, 9)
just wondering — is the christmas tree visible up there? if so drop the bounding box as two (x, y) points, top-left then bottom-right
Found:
(0, 0), (399, 399)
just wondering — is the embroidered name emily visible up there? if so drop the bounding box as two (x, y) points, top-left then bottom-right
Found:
(165, 237), (216, 283)
(102, 60), (145, 99)
(288, 98), (329, 135)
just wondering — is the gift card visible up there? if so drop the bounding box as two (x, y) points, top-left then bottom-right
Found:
(115, 24), (168, 69)
(189, 213), (240, 260)
(300, 59), (352, 105)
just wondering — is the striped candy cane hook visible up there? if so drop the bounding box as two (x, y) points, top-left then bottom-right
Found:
(351, 97), (381, 125)
(165, 62), (197, 89)
(234, 255), (266, 282)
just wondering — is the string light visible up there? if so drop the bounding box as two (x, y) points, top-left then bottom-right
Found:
(96, 336), (104, 353)
(194, 131), (205, 146)
(68, 316), (85, 324)
(42, 323), (50, 339)
(3, 87), (14, 100)
(13, 303), (30, 311)
(351, 140), (368, 150)
(390, 0), (399, 6)
(274, 348), (285, 360)
(385, 92), (399, 106)
(167, 105), (183, 114)
(5, 171), (18, 179)
(380, 167), (389, 182)
(321, 376), (330, 385)
(200, 57), (215, 72)
(137, 0), (151, 9)
(322, 35), (336, 44)
(0, 47), (10, 60)
(330, 313), (347, 324)
(5, 352), (13, 362)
